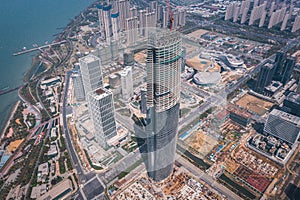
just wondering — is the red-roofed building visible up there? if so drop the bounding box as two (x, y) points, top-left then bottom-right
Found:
(227, 104), (252, 127)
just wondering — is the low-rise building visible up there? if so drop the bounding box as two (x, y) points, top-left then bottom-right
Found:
(30, 184), (47, 199)
(227, 104), (252, 127)
(39, 179), (73, 200)
(48, 144), (58, 157)
(38, 162), (49, 177)
(50, 127), (57, 138)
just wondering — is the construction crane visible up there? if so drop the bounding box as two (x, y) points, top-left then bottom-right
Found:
(166, 0), (174, 31)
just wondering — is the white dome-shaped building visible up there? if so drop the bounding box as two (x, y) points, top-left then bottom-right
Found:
(193, 72), (221, 86)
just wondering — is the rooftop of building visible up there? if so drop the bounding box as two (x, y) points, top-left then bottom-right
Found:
(193, 72), (221, 85)
(48, 144), (58, 156)
(149, 30), (181, 48)
(38, 162), (49, 175)
(109, 74), (120, 79)
(95, 88), (106, 95)
(79, 54), (99, 64)
(90, 88), (112, 100)
(264, 62), (274, 69)
(215, 110), (230, 120)
(39, 179), (73, 200)
(30, 184), (47, 199)
(270, 109), (300, 125)
(119, 66), (132, 76)
(227, 104), (252, 119)
(265, 81), (283, 92)
(286, 92), (300, 104)
(41, 76), (61, 85)
(264, 109), (300, 145)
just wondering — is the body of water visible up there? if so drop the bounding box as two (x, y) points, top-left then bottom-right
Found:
(0, 0), (94, 134)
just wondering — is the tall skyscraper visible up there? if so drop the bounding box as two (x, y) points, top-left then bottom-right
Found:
(157, 4), (163, 22)
(256, 63), (275, 93)
(102, 3), (113, 44)
(97, 4), (104, 34)
(142, 30), (182, 182)
(281, 56), (296, 84)
(249, 3), (266, 25)
(273, 52), (296, 84)
(225, 3), (235, 21)
(88, 88), (117, 148)
(269, 1), (275, 17)
(120, 66), (133, 101)
(240, 0), (251, 24)
(178, 10), (186, 26)
(97, 2), (120, 44)
(126, 17), (138, 45)
(139, 9), (147, 36)
(150, 1), (158, 13)
(79, 55), (103, 97)
(281, 13), (290, 31)
(162, 7), (169, 29)
(172, 11), (179, 29)
(145, 12), (157, 37)
(273, 51), (285, 80)
(297, 80), (300, 94)
(268, 7), (287, 29)
(233, 5), (241, 23)
(130, 6), (138, 18)
(72, 68), (85, 101)
(292, 15), (300, 33)
(259, 11), (267, 27)
(111, 12), (120, 42)
(119, 0), (130, 31)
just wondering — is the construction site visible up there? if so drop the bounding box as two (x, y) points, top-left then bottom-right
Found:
(112, 166), (224, 200)
(235, 93), (274, 116)
(184, 130), (219, 158)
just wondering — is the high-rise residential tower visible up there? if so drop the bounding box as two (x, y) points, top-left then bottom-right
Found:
(225, 3), (235, 21)
(102, 3), (113, 44)
(88, 88), (117, 148)
(119, 0), (130, 31)
(79, 55), (103, 97)
(292, 15), (300, 33)
(120, 66), (133, 101)
(162, 7), (169, 29)
(142, 30), (182, 182)
(126, 17), (138, 45)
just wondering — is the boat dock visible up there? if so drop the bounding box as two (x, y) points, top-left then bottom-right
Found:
(13, 40), (67, 56)
(0, 86), (23, 96)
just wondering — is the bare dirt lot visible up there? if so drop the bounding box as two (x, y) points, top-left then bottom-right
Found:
(185, 130), (218, 156)
(236, 94), (273, 116)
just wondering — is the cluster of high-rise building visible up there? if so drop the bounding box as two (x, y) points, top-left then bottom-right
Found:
(225, 0), (300, 32)
(73, 29), (183, 182)
(256, 51), (296, 94)
(74, 28), (183, 184)
(97, 0), (186, 44)
(78, 55), (117, 148)
(74, 55), (136, 148)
